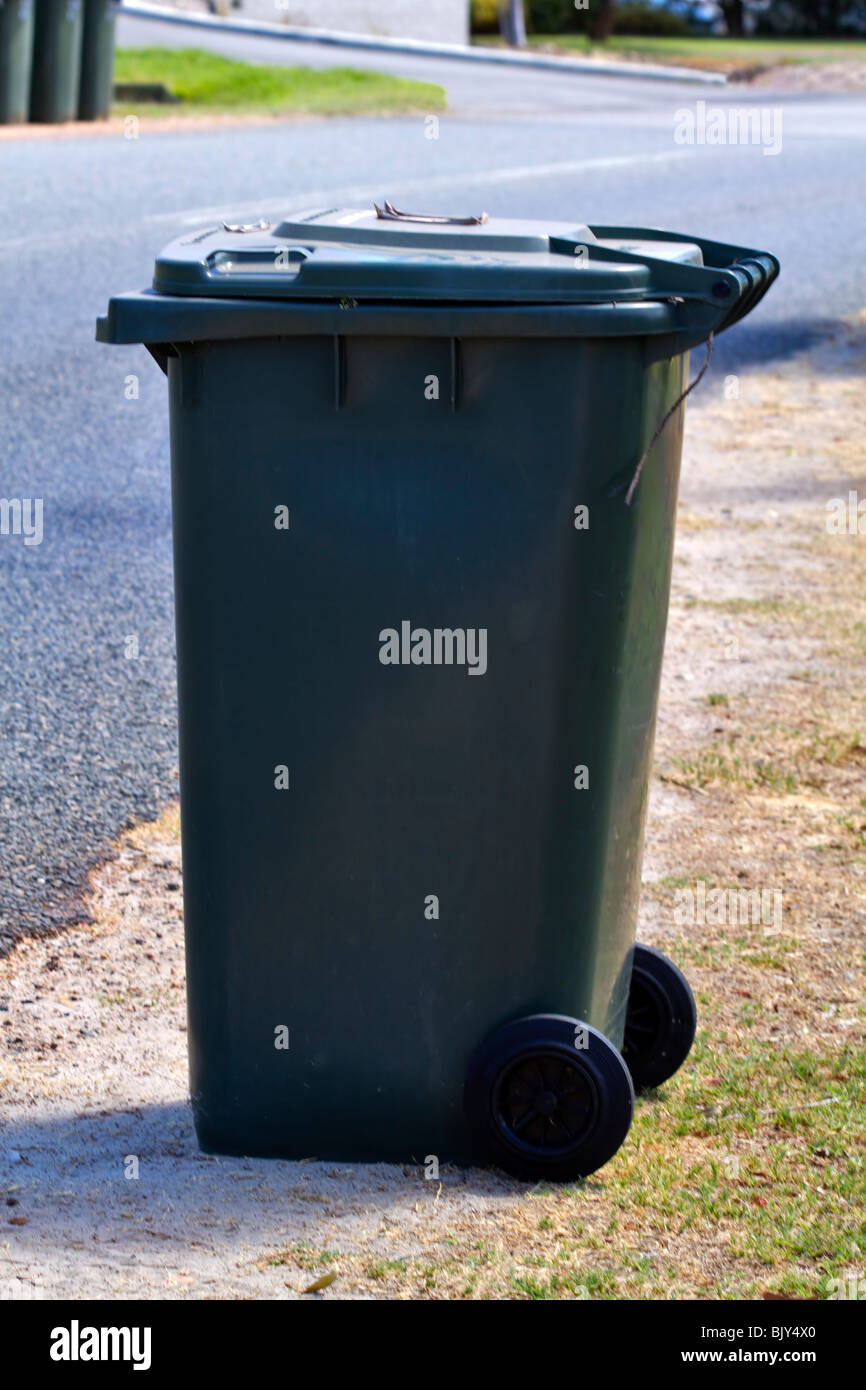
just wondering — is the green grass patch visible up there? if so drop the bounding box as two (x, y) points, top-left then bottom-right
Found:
(612, 1044), (866, 1295)
(366, 1257), (409, 1280)
(648, 929), (799, 971)
(673, 746), (798, 793)
(113, 48), (446, 117)
(704, 595), (802, 616)
(669, 721), (866, 795)
(509, 1266), (616, 1299)
(651, 874), (694, 892)
(267, 1241), (341, 1270)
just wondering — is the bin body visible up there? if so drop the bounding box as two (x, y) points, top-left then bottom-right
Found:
(0, 0), (34, 123)
(77, 0), (116, 119)
(98, 208), (778, 1163)
(171, 332), (682, 1158)
(29, 0), (82, 122)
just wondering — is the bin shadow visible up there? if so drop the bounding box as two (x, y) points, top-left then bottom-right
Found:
(691, 316), (865, 381)
(2, 1100), (586, 1293)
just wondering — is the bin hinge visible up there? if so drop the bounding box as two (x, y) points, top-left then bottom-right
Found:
(550, 228), (780, 339)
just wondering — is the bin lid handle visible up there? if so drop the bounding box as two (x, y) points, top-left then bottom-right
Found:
(374, 200), (488, 227)
(223, 219), (272, 234)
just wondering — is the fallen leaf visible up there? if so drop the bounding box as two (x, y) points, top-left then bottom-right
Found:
(300, 1271), (337, 1294)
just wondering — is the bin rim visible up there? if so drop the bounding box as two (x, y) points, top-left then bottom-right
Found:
(97, 289), (746, 362)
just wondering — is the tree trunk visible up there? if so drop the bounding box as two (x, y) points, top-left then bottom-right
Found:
(588, 0), (618, 43)
(499, 0), (527, 47)
(719, 0), (745, 36)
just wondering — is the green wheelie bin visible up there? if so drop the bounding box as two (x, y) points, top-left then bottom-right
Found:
(97, 206), (778, 1181)
(29, 0), (82, 122)
(77, 0), (117, 120)
(0, 0), (34, 123)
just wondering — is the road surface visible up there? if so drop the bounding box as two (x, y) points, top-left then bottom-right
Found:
(1, 17), (864, 943)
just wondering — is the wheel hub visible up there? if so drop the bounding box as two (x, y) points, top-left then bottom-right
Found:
(535, 1089), (558, 1116)
(495, 1051), (597, 1154)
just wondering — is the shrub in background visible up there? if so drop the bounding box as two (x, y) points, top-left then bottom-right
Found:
(471, 1), (689, 37)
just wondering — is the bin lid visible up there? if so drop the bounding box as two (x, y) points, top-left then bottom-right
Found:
(151, 203), (707, 305)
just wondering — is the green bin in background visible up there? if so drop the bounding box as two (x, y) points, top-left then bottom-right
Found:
(0, 0), (35, 123)
(29, 0), (82, 122)
(97, 207), (778, 1180)
(77, 0), (117, 120)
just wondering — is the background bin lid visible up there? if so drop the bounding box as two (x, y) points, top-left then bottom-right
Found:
(151, 203), (709, 305)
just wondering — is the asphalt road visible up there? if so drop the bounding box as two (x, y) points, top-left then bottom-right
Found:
(1, 18), (864, 945)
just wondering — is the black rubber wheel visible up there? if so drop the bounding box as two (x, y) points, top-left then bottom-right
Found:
(464, 1014), (633, 1182)
(622, 943), (697, 1091)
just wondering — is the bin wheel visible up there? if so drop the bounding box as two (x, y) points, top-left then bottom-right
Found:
(464, 1014), (633, 1181)
(622, 944), (697, 1091)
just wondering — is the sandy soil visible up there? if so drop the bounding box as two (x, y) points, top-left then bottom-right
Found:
(531, 41), (866, 90)
(0, 111), (329, 141)
(748, 60), (866, 91)
(1, 324), (864, 1301)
